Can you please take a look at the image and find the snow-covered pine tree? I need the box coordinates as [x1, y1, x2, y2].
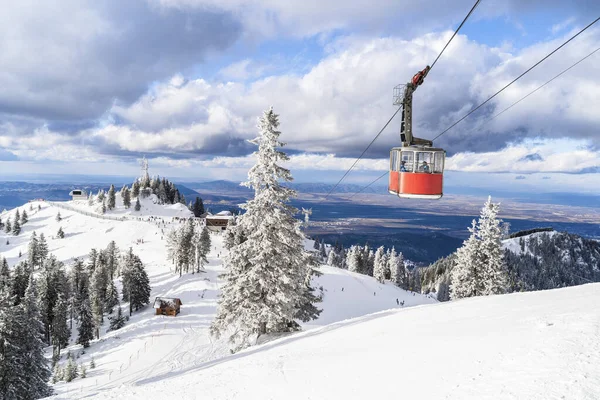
[388, 247, 401, 286]
[0, 258, 10, 291]
[12, 214, 21, 236]
[107, 185, 116, 210]
[313, 238, 320, 250]
[122, 249, 150, 313]
[64, 357, 78, 382]
[476, 196, 508, 295]
[10, 262, 31, 305]
[192, 197, 205, 217]
[373, 246, 386, 283]
[101, 199, 106, 214]
[211, 107, 317, 351]
[38, 233, 48, 264]
[51, 294, 70, 358]
[108, 301, 126, 331]
[104, 279, 119, 314]
[21, 209, 28, 225]
[0, 286, 28, 397]
[194, 225, 211, 273]
[346, 246, 361, 273]
[134, 197, 141, 211]
[326, 247, 337, 267]
[96, 189, 105, 202]
[450, 220, 483, 300]
[55, 211, 62, 222]
[132, 181, 140, 198]
[28, 231, 39, 269]
[77, 297, 94, 348]
[123, 187, 131, 208]
[57, 226, 65, 239]
[88, 193, 95, 206]
[38, 256, 68, 343]
[19, 276, 53, 398]
[4, 218, 11, 234]
[105, 241, 119, 280]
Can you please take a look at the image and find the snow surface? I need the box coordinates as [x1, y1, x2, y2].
[0, 200, 434, 399]
[78, 283, 600, 400]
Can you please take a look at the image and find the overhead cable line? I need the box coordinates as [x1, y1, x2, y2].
[429, 0, 482, 72]
[431, 16, 600, 142]
[348, 45, 600, 199]
[324, 0, 482, 199]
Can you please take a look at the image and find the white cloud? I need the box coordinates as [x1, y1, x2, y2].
[446, 139, 600, 173]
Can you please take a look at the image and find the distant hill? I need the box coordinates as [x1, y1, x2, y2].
[187, 180, 377, 195]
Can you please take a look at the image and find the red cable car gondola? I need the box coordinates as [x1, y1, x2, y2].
[388, 66, 446, 199]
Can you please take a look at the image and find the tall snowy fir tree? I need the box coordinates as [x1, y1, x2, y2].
[122, 248, 150, 313]
[107, 185, 116, 210]
[51, 294, 70, 358]
[0, 258, 10, 291]
[194, 226, 211, 273]
[28, 231, 39, 268]
[477, 196, 508, 295]
[16, 276, 53, 399]
[450, 220, 483, 300]
[38, 233, 49, 266]
[123, 187, 131, 208]
[78, 297, 94, 348]
[373, 246, 387, 283]
[0, 285, 28, 398]
[211, 107, 320, 351]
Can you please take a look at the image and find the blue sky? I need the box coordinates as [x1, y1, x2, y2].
[0, 0, 599, 194]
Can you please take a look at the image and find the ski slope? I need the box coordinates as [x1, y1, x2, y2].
[0, 199, 436, 399]
[82, 283, 600, 400]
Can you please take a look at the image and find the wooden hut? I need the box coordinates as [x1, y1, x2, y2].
[153, 297, 182, 316]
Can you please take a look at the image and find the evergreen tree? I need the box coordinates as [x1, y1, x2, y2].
[38, 256, 68, 343]
[132, 181, 140, 198]
[129, 255, 151, 313]
[450, 220, 483, 300]
[477, 196, 508, 295]
[57, 226, 65, 239]
[373, 246, 387, 283]
[194, 226, 211, 273]
[88, 193, 95, 206]
[21, 209, 28, 225]
[107, 185, 116, 210]
[105, 241, 119, 279]
[0, 258, 9, 293]
[346, 246, 361, 273]
[192, 197, 205, 217]
[0, 287, 28, 398]
[64, 357, 78, 382]
[211, 107, 318, 351]
[51, 294, 70, 358]
[28, 231, 40, 269]
[12, 215, 21, 236]
[105, 279, 119, 314]
[313, 238, 320, 250]
[134, 197, 141, 212]
[96, 189, 105, 202]
[123, 187, 131, 208]
[319, 243, 327, 259]
[19, 276, 53, 398]
[4, 218, 11, 234]
[80, 364, 87, 378]
[52, 364, 63, 383]
[90, 357, 96, 369]
[108, 302, 126, 331]
[10, 261, 31, 305]
[38, 233, 49, 265]
[56, 211, 62, 222]
[77, 297, 94, 348]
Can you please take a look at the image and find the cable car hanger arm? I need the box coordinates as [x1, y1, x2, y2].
[397, 65, 433, 147]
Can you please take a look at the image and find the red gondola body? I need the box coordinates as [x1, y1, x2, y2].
[388, 147, 445, 199]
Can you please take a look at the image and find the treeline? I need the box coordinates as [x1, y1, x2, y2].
[0, 241, 150, 397]
[1, 203, 38, 237]
[508, 227, 554, 239]
[86, 176, 188, 214]
[166, 219, 211, 276]
[312, 239, 416, 290]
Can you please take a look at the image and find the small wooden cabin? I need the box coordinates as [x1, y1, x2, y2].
[153, 297, 182, 316]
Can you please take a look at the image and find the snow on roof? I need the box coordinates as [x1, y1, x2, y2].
[216, 210, 233, 216]
[153, 297, 182, 309]
[206, 214, 234, 220]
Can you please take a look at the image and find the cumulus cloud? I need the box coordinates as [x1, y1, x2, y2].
[445, 139, 600, 173]
[73, 26, 600, 159]
[0, 0, 241, 122]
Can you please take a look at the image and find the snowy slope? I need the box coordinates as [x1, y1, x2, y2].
[0, 200, 434, 399]
[85, 283, 600, 400]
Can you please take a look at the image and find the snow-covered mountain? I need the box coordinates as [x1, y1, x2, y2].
[420, 229, 600, 301]
[0, 198, 435, 399]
